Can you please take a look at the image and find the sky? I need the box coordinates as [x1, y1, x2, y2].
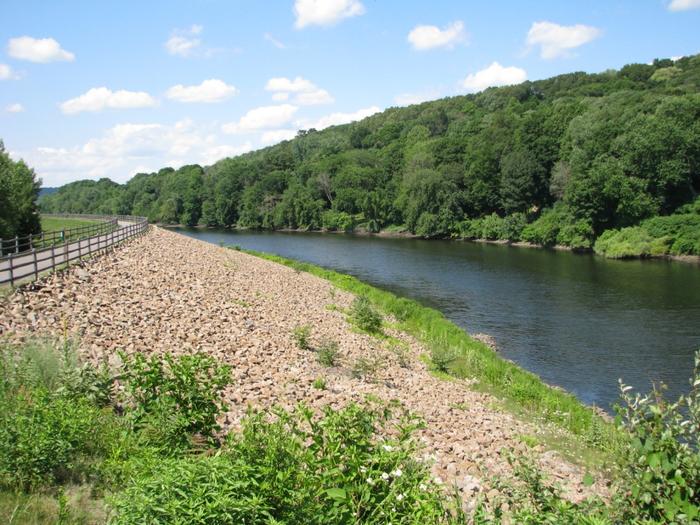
[1, 0, 699, 188]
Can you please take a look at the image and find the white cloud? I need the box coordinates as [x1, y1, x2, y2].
[526, 21, 601, 59]
[165, 36, 200, 57]
[222, 104, 299, 134]
[60, 87, 158, 114]
[0, 63, 19, 80]
[303, 106, 381, 130]
[265, 76, 334, 105]
[265, 76, 315, 92]
[294, 0, 365, 28]
[165, 25, 203, 57]
[461, 62, 527, 92]
[23, 119, 251, 186]
[264, 32, 286, 49]
[8, 36, 75, 63]
[261, 129, 297, 145]
[394, 89, 441, 106]
[407, 21, 466, 51]
[166, 79, 238, 103]
[5, 103, 24, 113]
[668, 0, 700, 10]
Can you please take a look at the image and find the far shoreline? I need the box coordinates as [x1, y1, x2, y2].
[161, 222, 700, 265]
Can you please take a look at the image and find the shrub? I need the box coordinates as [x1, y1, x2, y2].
[110, 403, 452, 524]
[312, 377, 327, 390]
[480, 213, 506, 240]
[614, 350, 700, 524]
[502, 213, 527, 241]
[120, 352, 232, 450]
[0, 341, 116, 489]
[292, 324, 312, 350]
[350, 296, 382, 333]
[594, 227, 653, 258]
[430, 346, 460, 374]
[350, 356, 382, 381]
[317, 339, 340, 367]
[321, 210, 355, 232]
[522, 209, 558, 246]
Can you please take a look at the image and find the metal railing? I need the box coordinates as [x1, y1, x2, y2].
[0, 215, 119, 257]
[0, 215, 149, 286]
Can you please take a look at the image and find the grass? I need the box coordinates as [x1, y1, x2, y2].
[40, 217, 101, 233]
[237, 247, 618, 452]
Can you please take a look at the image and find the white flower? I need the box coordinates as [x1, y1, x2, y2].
[392, 468, 403, 477]
[366, 477, 375, 486]
[381, 472, 390, 481]
[419, 483, 427, 491]
[382, 445, 393, 452]
[360, 466, 367, 473]
[434, 476, 443, 485]
[396, 493, 404, 501]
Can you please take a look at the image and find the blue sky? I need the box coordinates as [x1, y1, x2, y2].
[1, 0, 699, 187]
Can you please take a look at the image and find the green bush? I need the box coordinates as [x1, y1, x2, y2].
[321, 210, 355, 232]
[0, 342, 116, 489]
[120, 352, 232, 450]
[521, 207, 566, 246]
[317, 339, 340, 367]
[614, 350, 700, 524]
[502, 213, 527, 241]
[594, 227, 653, 258]
[350, 296, 383, 333]
[292, 324, 312, 350]
[110, 403, 453, 524]
[480, 213, 507, 240]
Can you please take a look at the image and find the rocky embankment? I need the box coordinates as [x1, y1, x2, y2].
[0, 226, 603, 502]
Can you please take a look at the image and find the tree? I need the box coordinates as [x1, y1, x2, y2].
[0, 141, 41, 242]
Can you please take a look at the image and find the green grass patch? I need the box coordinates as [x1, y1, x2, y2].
[40, 216, 101, 233]
[238, 247, 617, 450]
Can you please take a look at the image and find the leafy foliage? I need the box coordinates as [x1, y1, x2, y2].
[614, 351, 700, 523]
[0, 141, 41, 246]
[38, 54, 700, 255]
[350, 295, 383, 333]
[119, 352, 231, 450]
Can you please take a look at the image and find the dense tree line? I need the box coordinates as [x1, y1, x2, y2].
[41, 54, 700, 255]
[0, 140, 41, 242]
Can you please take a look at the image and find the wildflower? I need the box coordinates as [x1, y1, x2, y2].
[419, 483, 427, 491]
[396, 493, 404, 501]
[381, 472, 390, 481]
[367, 477, 375, 486]
[392, 468, 403, 477]
[382, 444, 393, 452]
[360, 466, 367, 473]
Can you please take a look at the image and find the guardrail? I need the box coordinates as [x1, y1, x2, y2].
[0, 215, 118, 257]
[0, 215, 149, 286]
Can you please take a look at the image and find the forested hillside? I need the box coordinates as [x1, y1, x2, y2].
[40, 54, 700, 256]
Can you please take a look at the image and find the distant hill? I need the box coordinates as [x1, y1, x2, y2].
[40, 54, 700, 256]
[39, 187, 59, 198]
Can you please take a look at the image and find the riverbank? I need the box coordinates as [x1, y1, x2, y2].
[0, 226, 608, 502]
[163, 223, 700, 265]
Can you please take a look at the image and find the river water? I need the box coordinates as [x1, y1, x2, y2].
[171, 227, 700, 410]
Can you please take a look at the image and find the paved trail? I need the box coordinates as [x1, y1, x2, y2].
[0, 226, 604, 502]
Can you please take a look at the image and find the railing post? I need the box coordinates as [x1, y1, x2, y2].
[14, 236, 18, 254]
[32, 248, 38, 281]
[8, 252, 14, 286]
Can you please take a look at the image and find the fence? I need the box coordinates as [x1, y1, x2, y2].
[0, 215, 119, 256]
[0, 215, 149, 286]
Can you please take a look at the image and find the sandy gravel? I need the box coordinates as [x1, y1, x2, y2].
[0, 226, 604, 502]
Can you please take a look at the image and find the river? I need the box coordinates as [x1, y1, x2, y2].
[171, 227, 700, 410]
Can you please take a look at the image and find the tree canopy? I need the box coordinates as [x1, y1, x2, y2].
[39, 54, 700, 255]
